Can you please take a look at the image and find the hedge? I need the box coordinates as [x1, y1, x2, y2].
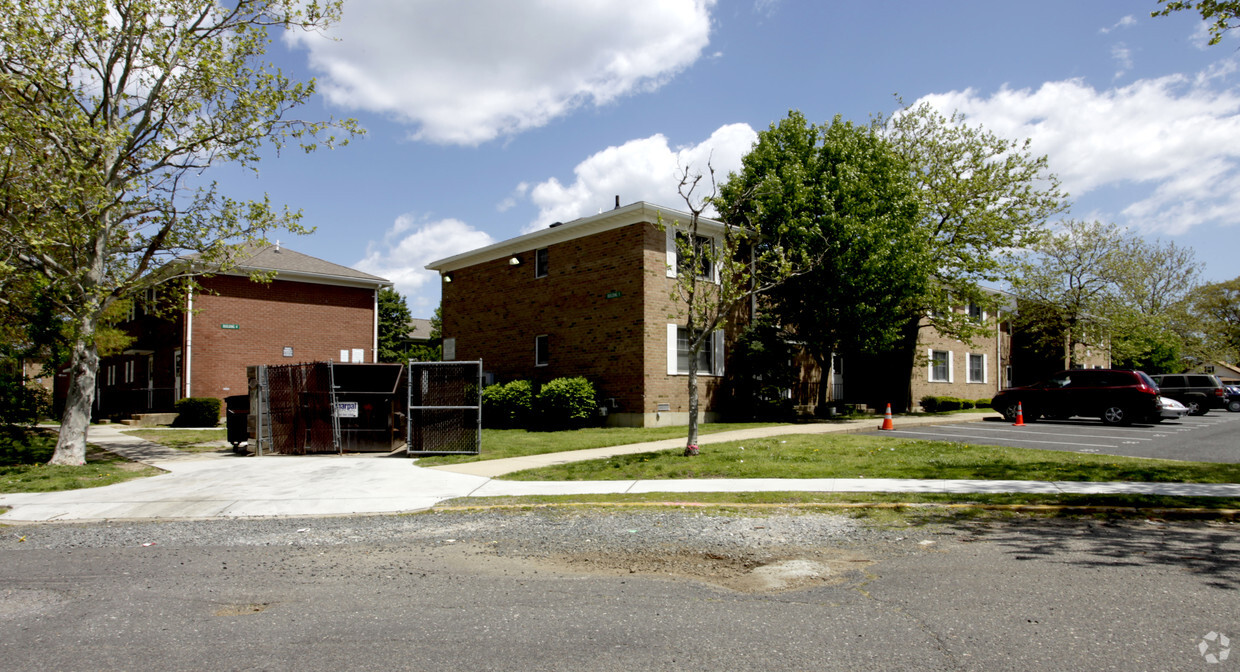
[535, 376, 598, 429]
[919, 395, 982, 413]
[173, 397, 222, 427]
[481, 379, 533, 429]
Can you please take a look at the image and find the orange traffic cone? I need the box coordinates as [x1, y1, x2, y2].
[879, 403, 895, 431]
[1012, 401, 1026, 426]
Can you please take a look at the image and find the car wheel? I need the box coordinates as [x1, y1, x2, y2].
[1229, 399, 1240, 413]
[1101, 405, 1132, 426]
[1186, 398, 1206, 416]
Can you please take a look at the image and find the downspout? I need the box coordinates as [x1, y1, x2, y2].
[184, 287, 193, 397]
[995, 309, 1001, 394]
[372, 287, 380, 363]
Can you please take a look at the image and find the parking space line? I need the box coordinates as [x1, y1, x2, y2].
[885, 429, 1118, 448]
[932, 424, 1155, 441]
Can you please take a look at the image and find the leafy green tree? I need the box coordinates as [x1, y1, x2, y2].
[716, 112, 930, 411]
[377, 288, 413, 363]
[877, 102, 1068, 408]
[1191, 277, 1240, 362]
[1152, 1, 1240, 44]
[0, 0, 359, 464]
[1010, 221, 1203, 373]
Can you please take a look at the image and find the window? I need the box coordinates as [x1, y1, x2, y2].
[967, 353, 987, 383]
[535, 334, 549, 367]
[442, 338, 456, 361]
[667, 325, 724, 376]
[123, 360, 135, 384]
[967, 302, 985, 322]
[535, 248, 549, 278]
[666, 228, 716, 281]
[928, 350, 952, 383]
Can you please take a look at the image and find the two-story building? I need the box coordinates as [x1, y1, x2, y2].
[85, 244, 391, 422]
[427, 201, 730, 427]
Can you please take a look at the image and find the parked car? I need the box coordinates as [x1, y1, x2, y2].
[1148, 373, 1228, 416]
[991, 369, 1161, 426]
[1227, 385, 1240, 413]
[1155, 396, 1189, 422]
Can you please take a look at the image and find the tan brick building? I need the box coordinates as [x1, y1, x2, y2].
[427, 202, 730, 427]
[87, 245, 391, 421]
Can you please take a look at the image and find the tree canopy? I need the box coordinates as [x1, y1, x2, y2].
[0, 0, 359, 464]
[1153, 1, 1240, 44]
[715, 112, 930, 407]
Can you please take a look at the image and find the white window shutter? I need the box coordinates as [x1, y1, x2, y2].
[982, 353, 989, 384]
[947, 351, 955, 383]
[665, 228, 677, 278]
[712, 329, 726, 376]
[927, 348, 934, 381]
[667, 324, 678, 375]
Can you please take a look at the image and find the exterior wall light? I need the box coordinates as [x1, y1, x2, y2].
[443, 273, 453, 283]
[509, 256, 522, 265]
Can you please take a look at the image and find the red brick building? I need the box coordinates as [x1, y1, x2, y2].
[427, 202, 729, 427]
[90, 244, 391, 421]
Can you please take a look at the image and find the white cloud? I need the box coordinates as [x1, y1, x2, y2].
[287, 0, 716, 146]
[1099, 15, 1137, 34]
[356, 215, 495, 311]
[1111, 43, 1133, 78]
[915, 64, 1240, 236]
[522, 123, 758, 231]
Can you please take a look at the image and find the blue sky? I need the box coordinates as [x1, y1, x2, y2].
[213, 1, 1240, 316]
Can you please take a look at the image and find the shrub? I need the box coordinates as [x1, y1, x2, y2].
[0, 368, 51, 426]
[975, 398, 992, 409]
[920, 395, 976, 413]
[535, 376, 598, 429]
[173, 397, 222, 427]
[919, 395, 940, 413]
[481, 380, 533, 429]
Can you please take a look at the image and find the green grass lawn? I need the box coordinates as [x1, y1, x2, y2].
[498, 433, 1240, 484]
[413, 422, 782, 466]
[1, 426, 161, 494]
[122, 428, 228, 452]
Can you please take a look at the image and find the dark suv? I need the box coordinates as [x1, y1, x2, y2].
[991, 369, 1161, 426]
[1149, 373, 1227, 415]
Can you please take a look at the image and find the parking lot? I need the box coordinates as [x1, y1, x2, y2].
[864, 411, 1240, 463]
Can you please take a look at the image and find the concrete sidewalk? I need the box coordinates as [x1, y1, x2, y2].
[2, 416, 1238, 523]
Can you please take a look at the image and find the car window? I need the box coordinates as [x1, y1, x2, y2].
[1068, 371, 1101, 387]
[1160, 375, 1186, 388]
[1138, 371, 1158, 389]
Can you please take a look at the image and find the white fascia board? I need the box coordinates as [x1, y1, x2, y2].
[425, 201, 727, 273]
[219, 269, 392, 289]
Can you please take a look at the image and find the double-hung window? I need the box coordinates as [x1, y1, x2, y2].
[667, 325, 724, 376]
[535, 334, 549, 367]
[666, 229, 716, 282]
[967, 353, 987, 383]
[535, 248, 549, 278]
[929, 350, 953, 383]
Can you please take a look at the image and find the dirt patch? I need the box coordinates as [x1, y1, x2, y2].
[213, 602, 273, 617]
[537, 548, 873, 593]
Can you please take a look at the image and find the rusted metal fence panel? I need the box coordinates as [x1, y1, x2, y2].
[406, 361, 481, 455]
[251, 362, 338, 455]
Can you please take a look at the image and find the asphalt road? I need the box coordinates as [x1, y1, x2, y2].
[863, 411, 1240, 463]
[1, 513, 1237, 671]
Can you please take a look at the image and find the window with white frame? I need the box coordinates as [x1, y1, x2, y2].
[928, 349, 953, 383]
[535, 247, 549, 278]
[666, 228, 716, 282]
[967, 302, 985, 322]
[967, 353, 987, 383]
[535, 334, 549, 367]
[667, 325, 724, 376]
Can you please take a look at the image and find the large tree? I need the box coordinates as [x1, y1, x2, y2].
[1191, 277, 1240, 362]
[1010, 221, 1203, 373]
[715, 112, 930, 410]
[877, 102, 1068, 408]
[377, 288, 414, 363]
[0, 0, 359, 464]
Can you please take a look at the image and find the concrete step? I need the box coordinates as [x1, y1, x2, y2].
[119, 412, 180, 427]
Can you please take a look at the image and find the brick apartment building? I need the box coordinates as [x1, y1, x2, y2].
[86, 244, 391, 421]
[427, 201, 730, 427]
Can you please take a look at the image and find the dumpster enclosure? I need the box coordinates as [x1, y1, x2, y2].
[246, 360, 480, 456]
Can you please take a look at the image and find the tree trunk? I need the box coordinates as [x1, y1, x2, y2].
[685, 346, 700, 456]
[50, 330, 99, 465]
[893, 318, 922, 413]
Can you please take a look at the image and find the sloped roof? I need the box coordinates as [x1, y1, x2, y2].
[228, 244, 390, 288]
[426, 201, 725, 273]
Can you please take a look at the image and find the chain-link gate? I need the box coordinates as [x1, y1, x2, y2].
[406, 360, 482, 455]
[250, 362, 340, 455]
